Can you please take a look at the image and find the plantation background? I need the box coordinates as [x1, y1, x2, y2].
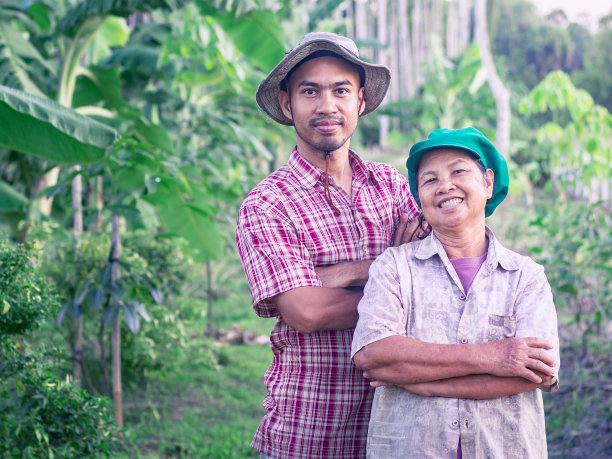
[1, 0, 611, 458]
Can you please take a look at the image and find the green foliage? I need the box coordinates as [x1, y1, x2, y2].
[0, 84, 118, 163]
[379, 42, 496, 146]
[528, 200, 612, 341]
[490, 0, 584, 90]
[0, 240, 56, 335]
[42, 229, 193, 390]
[520, 70, 612, 193]
[0, 241, 119, 458]
[0, 348, 119, 458]
[573, 28, 612, 112]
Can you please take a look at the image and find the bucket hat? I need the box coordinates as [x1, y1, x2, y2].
[406, 127, 509, 217]
[256, 32, 391, 126]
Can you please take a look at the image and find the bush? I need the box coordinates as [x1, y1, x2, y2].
[0, 348, 119, 458]
[0, 240, 119, 458]
[528, 200, 612, 342]
[41, 230, 193, 392]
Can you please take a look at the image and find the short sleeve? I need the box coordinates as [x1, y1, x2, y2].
[391, 167, 420, 220]
[514, 262, 561, 392]
[236, 202, 321, 318]
[351, 248, 410, 358]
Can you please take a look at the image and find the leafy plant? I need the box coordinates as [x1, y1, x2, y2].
[0, 240, 119, 457]
[528, 200, 612, 344]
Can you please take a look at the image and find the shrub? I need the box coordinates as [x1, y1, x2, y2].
[0, 240, 119, 458]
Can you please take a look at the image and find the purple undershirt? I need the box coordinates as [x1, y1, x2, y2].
[449, 253, 487, 459]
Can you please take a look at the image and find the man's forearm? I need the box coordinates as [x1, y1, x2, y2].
[354, 335, 556, 384]
[274, 286, 363, 334]
[315, 261, 372, 288]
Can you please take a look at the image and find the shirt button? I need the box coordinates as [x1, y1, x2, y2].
[460, 338, 468, 344]
[452, 420, 459, 427]
[459, 294, 466, 300]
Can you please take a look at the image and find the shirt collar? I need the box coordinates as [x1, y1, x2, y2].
[287, 147, 378, 189]
[414, 226, 519, 272]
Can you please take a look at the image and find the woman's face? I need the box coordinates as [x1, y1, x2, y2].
[417, 149, 494, 232]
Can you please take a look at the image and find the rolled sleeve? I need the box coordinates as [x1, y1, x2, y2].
[236, 203, 321, 318]
[351, 248, 410, 358]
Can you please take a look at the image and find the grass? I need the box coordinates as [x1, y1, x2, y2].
[112, 267, 275, 459]
[117, 342, 270, 459]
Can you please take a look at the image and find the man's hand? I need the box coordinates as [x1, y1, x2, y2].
[393, 213, 430, 246]
[481, 337, 557, 383]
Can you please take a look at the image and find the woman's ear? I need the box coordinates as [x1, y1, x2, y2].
[485, 169, 494, 199]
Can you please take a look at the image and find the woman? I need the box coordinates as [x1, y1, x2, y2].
[351, 127, 560, 458]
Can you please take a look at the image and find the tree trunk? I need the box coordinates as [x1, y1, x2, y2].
[474, 0, 510, 156]
[377, 0, 389, 150]
[398, 0, 415, 100]
[412, 0, 425, 86]
[72, 165, 83, 385]
[111, 214, 123, 429]
[205, 261, 215, 337]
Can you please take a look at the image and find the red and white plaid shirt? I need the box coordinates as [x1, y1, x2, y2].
[236, 147, 419, 458]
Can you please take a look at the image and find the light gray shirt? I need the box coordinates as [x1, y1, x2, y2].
[351, 227, 560, 459]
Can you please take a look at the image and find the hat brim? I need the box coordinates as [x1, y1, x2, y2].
[406, 129, 509, 217]
[256, 38, 391, 126]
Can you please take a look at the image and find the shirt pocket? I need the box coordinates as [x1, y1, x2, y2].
[487, 314, 517, 341]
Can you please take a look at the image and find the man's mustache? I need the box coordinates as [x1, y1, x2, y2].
[310, 116, 345, 127]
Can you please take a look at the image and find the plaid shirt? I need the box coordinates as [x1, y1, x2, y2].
[236, 147, 419, 458]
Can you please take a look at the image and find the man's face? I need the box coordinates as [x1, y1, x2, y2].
[278, 56, 365, 156]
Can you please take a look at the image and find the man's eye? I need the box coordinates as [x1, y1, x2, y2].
[303, 88, 316, 95]
[336, 88, 348, 94]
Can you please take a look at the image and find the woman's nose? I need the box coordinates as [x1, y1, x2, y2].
[436, 176, 456, 193]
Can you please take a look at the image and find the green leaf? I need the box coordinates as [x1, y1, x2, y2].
[0, 85, 119, 163]
[123, 301, 140, 333]
[586, 137, 598, 153]
[0, 180, 28, 212]
[101, 45, 160, 75]
[205, 9, 285, 72]
[103, 300, 120, 326]
[149, 183, 223, 261]
[132, 118, 175, 155]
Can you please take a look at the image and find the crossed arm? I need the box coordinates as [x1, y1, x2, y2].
[274, 213, 421, 333]
[275, 213, 556, 399]
[354, 335, 557, 399]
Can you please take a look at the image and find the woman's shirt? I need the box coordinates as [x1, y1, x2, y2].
[351, 228, 560, 459]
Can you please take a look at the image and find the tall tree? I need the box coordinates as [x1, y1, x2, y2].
[475, 0, 510, 155]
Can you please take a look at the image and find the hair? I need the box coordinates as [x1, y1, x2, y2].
[280, 50, 366, 91]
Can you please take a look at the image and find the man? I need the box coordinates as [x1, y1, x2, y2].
[236, 32, 421, 458]
[236, 33, 555, 458]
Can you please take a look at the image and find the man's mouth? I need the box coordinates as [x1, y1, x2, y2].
[439, 198, 463, 208]
[311, 117, 343, 132]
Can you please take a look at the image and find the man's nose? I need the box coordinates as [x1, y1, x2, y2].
[317, 90, 337, 114]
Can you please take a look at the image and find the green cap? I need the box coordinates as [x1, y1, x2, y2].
[406, 127, 509, 217]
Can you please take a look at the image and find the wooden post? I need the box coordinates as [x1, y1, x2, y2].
[111, 214, 123, 428]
